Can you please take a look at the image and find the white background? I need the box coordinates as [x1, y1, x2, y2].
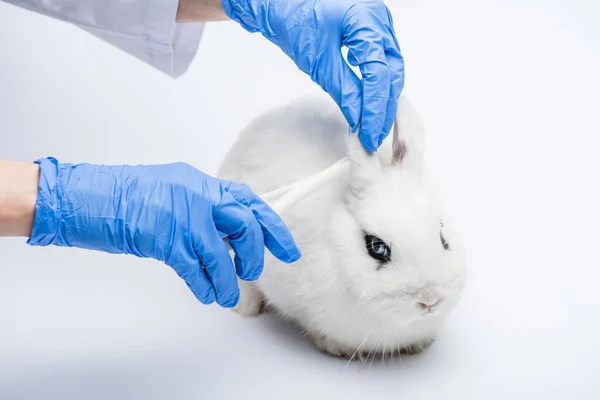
[1, 0, 600, 399]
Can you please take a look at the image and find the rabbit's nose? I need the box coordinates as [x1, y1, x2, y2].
[418, 299, 440, 310]
[416, 291, 441, 312]
[414, 286, 441, 312]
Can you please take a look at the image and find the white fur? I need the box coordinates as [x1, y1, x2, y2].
[218, 94, 467, 359]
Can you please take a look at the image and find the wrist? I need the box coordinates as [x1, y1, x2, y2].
[176, 0, 229, 22]
[0, 160, 39, 237]
[26, 158, 65, 246]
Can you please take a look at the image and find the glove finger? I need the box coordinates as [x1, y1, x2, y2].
[212, 192, 265, 281]
[343, 4, 403, 151]
[380, 49, 405, 145]
[359, 59, 391, 152]
[314, 40, 363, 133]
[183, 261, 218, 305]
[224, 181, 301, 264]
[167, 252, 216, 305]
[344, 32, 391, 151]
[194, 219, 240, 308]
[385, 5, 402, 50]
[347, 51, 360, 68]
[339, 54, 364, 133]
[380, 8, 405, 145]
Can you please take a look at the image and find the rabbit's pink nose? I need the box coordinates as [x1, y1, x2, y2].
[418, 299, 440, 312]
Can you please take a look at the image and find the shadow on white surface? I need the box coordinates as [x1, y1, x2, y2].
[0, 307, 458, 400]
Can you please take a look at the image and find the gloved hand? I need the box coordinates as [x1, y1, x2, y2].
[222, 0, 404, 152]
[27, 157, 301, 308]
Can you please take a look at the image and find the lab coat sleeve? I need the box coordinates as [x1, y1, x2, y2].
[2, 0, 204, 78]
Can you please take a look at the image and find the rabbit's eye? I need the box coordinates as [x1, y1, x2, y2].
[364, 234, 391, 264]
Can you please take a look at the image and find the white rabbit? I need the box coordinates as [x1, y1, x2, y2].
[217, 94, 466, 360]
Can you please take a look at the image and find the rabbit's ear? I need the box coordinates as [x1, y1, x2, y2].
[391, 121, 407, 165]
[346, 128, 383, 198]
[390, 97, 425, 175]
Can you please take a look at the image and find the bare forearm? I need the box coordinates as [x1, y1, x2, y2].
[176, 0, 229, 22]
[0, 160, 39, 237]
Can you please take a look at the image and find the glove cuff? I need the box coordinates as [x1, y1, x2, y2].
[221, 0, 262, 34]
[26, 158, 131, 256]
[27, 157, 63, 247]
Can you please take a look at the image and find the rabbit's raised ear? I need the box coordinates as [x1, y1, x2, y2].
[391, 121, 407, 165]
[389, 97, 425, 176]
[346, 128, 383, 198]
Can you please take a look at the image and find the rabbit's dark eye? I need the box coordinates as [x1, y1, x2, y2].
[364, 234, 391, 264]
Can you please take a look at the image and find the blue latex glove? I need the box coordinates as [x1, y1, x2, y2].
[27, 157, 301, 308]
[222, 0, 404, 152]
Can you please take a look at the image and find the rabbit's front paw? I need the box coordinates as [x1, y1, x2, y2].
[400, 338, 435, 355]
[232, 280, 265, 317]
[310, 334, 361, 360]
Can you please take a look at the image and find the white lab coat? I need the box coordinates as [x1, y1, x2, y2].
[2, 0, 205, 78]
